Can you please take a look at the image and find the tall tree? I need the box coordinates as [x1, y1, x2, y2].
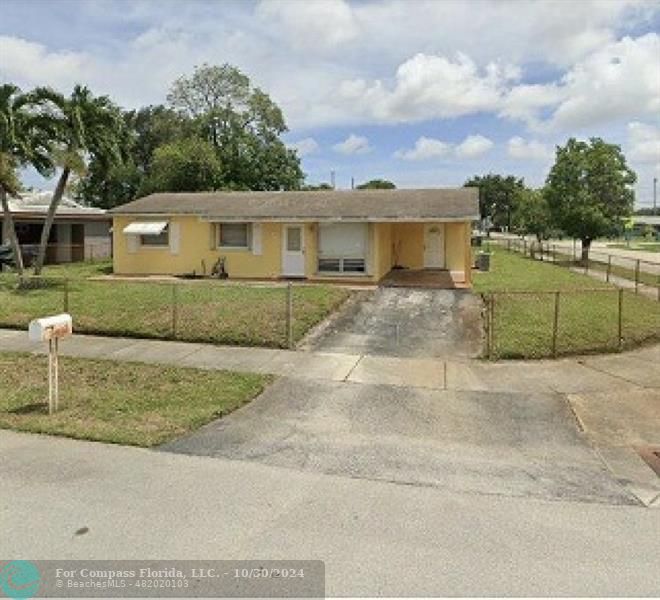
[464, 174, 526, 228]
[0, 84, 56, 275]
[32, 85, 124, 275]
[167, 63, 302, 190]
[141, 137, 222, 193]
[356, 179, 396, 190]
[511, 188, 553, 242]
[544, 138, 636, 261]
[75, 105, 193, 207]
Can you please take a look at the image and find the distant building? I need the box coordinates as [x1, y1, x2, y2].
[0, 191, 112, 264]
[631, 215, 660, 237]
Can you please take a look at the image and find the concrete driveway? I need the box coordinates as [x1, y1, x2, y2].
[303, 287, 482, 358]
[162, 377, 635, 506]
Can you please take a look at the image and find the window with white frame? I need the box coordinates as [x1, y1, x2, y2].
[317, 223, 368, 273]
[217, 223, 251, 249]
[140, 227, 169, 246]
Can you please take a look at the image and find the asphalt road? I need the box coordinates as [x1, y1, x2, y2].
[1, 430, 658, 597]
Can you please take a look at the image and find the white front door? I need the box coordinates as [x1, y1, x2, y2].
[282, 224, 305, 277]
[423, 224, 445, 268]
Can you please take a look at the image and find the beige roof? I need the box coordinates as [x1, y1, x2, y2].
[110, 188, 479, 222]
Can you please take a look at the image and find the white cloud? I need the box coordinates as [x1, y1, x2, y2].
[455, 134, 494, 159]
[544, 33, 660, 131]
[394, 136, 451, 160]
[288, 137, 320, 157]
[333, 134, 371, 155]
[0, 35, 89, 89]
[338, 52, 519, 123]
[627, 122, 660, 164]
[507, 137, 553, 161]
[256, 0, 359, 52]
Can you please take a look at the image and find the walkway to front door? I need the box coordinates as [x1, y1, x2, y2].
[303, 287, 482, 358]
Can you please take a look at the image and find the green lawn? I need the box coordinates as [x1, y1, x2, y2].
[474, 250, 660, 359]
[0, 352, 270, 446]
[0, 268, 350, 348]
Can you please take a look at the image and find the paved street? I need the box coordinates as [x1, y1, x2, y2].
[1, 430, 659, 597]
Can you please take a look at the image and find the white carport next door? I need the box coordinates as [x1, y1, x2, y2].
[282, 224, 305, 277]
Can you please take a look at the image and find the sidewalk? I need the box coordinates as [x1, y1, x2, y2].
[1, 327, 658, 394]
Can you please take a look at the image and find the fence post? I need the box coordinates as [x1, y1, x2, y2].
[63, 278, 69, 312]
[171, 284, 178, 339]
[606, 255, 612, 282]
[489, 294, 496, 360]
[523, 239, 527, 256]
[634, 259, 640, 294]
[617, 288, 623, 351]
[552, 291, 560, 358]
[286, 282, 294, 349]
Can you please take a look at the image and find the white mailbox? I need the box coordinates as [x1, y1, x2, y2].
[29, 313, 73, 342]
[28, 313, 72, 414]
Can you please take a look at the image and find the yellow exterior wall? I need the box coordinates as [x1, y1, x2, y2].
[113, 215, 472, 286]
[113, 216, 282, 277]
[392, 223, 424, 269]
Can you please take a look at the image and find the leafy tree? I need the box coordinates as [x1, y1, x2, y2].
[75, 105, 191, 207]
[167, 63, 302, 190]
[464, 174, 525, 228]
[511, 188, 553, 242]
[141, 137, 222, 193]
[0, 84, 57, 275]
[544, 138, 636, 261]
[32, 85, 124, 275]
[356, 179, 396, 190]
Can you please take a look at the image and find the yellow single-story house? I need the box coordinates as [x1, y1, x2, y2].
[110, 188, 479, 286]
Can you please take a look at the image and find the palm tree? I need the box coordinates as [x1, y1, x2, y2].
[0, 84, 56, 275]
[32, 85, 123, 275]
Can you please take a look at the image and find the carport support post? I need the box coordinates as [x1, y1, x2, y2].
[552, 291, 560, 358]
[618, 288, 623, 351]
[286, 282, 294, 349]
[171, 284, 178, 339]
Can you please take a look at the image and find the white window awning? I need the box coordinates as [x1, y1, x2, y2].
[123, 221, 168, 235]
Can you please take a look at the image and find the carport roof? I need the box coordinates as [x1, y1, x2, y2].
[110, 188, 479, 222]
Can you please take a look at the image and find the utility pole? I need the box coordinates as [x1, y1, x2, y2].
[654, 176, 657, 214]
[351, 176, 354, 190]
[330, 170, 336, 190]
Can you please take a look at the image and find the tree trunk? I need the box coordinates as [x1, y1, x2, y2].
[32, 166, 70, 275]
[580, 238, 591, 265]
[0, 184, 25, 276]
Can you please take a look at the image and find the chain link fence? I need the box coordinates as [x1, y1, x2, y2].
[483, 288, 660, 359]
[488, 237, 660, 301]
[0, 276, 350, 349]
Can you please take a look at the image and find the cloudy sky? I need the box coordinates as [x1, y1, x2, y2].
[1, 0, 659, 206]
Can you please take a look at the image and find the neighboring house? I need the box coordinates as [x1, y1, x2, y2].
[110, 188, 478, 285]
[0, 191, 112, 264]
[631, 215, 660, 238]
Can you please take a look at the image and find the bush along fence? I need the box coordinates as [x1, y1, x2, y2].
[0, 276, 350, 350]
[482, 287, 660, 360]
[488, 237, 660, 301]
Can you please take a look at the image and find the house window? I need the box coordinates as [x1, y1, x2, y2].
[218, 223, 251, 249]
[318, 223, 368, 274]
[140, 227, 169, 246]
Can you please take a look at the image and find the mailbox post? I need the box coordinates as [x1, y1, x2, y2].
[28, 314, 72, 414]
